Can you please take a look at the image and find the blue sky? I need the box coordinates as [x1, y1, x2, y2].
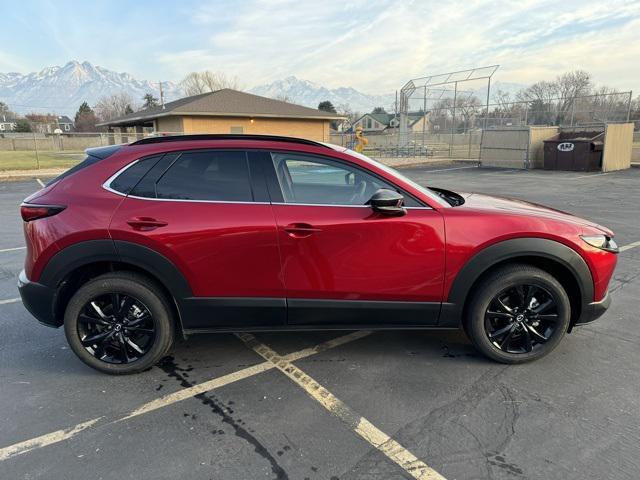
[1, 0, 639, 93]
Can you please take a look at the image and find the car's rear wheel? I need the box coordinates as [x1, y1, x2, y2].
[464, 264, 571, 363]
[64, 272, 174, 374]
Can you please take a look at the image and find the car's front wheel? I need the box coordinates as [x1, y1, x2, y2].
[464, 264, 571, 363]
[64, 272, 174, 374]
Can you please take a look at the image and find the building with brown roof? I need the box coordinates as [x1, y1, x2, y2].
[97, 89, 343, 142]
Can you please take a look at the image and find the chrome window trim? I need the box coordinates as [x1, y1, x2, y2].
[271, 202, 432, 210]
[102, 155, 432, 209]
[102, 157, 269, 205]
[123, 194, 270, 205]
[102, 159, 141, 197]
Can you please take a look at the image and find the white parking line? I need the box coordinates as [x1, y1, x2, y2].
[0, 330, 370, 462]
[36, 178, 45, 188]
[423, 165, 478, 173]
[570, 171, 616, 180]
[0, 297, 20, 305]
[0, 418, 101, 462]
[238, 333, 447, 480]
[620, 240, 640, 252]
[0, 246, 26, 253]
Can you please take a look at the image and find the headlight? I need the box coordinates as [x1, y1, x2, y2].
[580, 234, 619, 253]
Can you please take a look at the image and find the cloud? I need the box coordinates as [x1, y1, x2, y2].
[154, 0, 640, 94]
[4, 0, 639, 95]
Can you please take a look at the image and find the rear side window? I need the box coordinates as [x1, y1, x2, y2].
[109, 155, 163, 194]
[155, 151, 252, 201]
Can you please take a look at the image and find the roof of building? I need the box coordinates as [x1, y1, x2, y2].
[97, 89, 344, 127]
[57, 115, 74, 124]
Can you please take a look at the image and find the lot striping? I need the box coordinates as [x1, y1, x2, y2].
[620, 240, 640, 252]
[35, 178, 45, 188]
[238, 332, 447, 480]
[0, 331, 371, 463]
[0, 246, 25, 253]
[0, 418, 102, 462]
[0, 298, 20, 305]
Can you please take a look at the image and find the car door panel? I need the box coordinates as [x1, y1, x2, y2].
[108, 149, 285, 329]
[272, 204, 446, 325]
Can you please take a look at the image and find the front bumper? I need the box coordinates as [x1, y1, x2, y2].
[18, 269, 60, 328]
[574, 290, 611, 326]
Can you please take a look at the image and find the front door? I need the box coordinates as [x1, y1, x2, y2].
[267, 152, 446, 326]
[109, 149, 285, 329]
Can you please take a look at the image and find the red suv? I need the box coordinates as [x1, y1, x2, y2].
[18, 135, 618, 374]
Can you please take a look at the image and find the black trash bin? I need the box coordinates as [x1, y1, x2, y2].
[543, 131, 604, 171]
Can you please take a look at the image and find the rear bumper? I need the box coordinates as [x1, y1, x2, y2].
[574, 290, 611, 326]
[18, 269, 60, 328]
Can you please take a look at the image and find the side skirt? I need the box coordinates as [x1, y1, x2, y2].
[288, 298, 442, 326]
[183, 325, 459, 335]
[177, 297, 445, 331]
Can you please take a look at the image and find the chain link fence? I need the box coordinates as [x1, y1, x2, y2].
[0, 131, 160, 172]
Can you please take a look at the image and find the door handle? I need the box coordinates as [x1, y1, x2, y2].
[284, 223, 321, 238]
[126, 217, 168, 231]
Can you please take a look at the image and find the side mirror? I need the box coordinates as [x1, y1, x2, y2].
[367, 189, 407, 216]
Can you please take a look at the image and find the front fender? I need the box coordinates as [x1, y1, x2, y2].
[439, 237, 593, 327]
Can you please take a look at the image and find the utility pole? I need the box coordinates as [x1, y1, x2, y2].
[159, 81, 165, 109]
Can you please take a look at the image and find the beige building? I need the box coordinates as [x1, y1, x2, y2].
[97, 89, 342, 142]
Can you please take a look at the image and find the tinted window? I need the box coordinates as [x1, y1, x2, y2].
[271, 153, 418, 206]
[110, 155, 163, 194]
[155, 151, 253, 201]
[129, 153, 180, 198]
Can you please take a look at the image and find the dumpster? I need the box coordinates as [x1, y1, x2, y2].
[543, 131, 604, 171]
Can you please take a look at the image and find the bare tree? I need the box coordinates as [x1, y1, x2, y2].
[180, 71, 241, 96]
[275, 94, 292, 103]
[94, 93, 137, 121]
[516, 70, 592, 124]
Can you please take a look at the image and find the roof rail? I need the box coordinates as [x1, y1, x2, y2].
[130, 134, 330, 148]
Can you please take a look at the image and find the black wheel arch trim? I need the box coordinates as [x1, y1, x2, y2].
[35, 239, 192, 333]
[440, 237, 594, 328]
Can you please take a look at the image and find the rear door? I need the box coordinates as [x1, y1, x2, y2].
[108, 149, 285, 330]
[266, 151, 446, 326]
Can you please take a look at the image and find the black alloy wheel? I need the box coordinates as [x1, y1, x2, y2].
[78, 293, 155, 364]
[64, 272, 174, 374]
[484, 284, 560, 354]
[464, 264, 571, 364]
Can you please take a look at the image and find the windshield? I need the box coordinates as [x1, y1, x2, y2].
[323, 144, 451, 207]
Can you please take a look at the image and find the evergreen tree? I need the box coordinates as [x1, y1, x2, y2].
[14, 118, 32, 132]
[142, 93, 159, 109]
[318, 101, 337, 113]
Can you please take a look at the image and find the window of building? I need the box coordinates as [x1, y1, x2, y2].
[230, 126, 244, 134]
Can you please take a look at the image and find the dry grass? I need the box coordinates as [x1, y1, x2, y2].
[0, 151, 83, 171]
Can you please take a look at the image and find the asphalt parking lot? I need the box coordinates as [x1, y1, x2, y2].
[1, 165, 640, 480]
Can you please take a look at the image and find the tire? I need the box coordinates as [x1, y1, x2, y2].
[64, 272, 175, 374]
[464, 264, 571, 364]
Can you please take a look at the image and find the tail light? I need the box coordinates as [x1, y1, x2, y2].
[20, 203, 66, 222]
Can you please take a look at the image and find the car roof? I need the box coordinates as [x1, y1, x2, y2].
[130, 134, 332, 150]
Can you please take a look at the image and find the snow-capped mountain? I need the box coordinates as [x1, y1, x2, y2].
[249, 76, 396, 114]
[0, 61, 527, 118]
[0, 61, 181, 116]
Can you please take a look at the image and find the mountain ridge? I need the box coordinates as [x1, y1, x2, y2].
[0, 61, 526, 117]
